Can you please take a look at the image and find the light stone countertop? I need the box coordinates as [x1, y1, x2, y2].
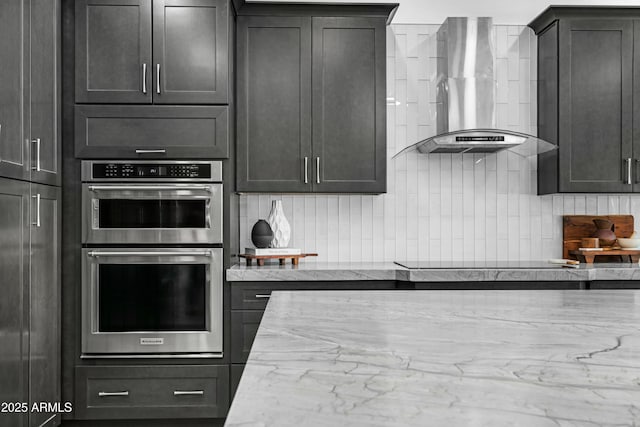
[225, 290, 640, 427]
[226, 261, 640, 282]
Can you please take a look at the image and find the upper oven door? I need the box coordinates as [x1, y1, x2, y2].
[82, 183, 223, 244]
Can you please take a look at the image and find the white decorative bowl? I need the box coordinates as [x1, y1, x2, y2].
[617, 238, 640, 249]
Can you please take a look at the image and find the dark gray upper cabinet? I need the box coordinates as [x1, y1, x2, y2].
[312, 17, 386, 193]
[153, 0, 228, 104]
[75, 0, 153, 104]
[530, 8, 640, 194]
[30, 0, 62, 186]
[236, 6, 392, 194]
[236, 16, 312, 192]
[0, 0, 29, 182]
[0, 0, 61, 186]
[76, 0, 228, 105]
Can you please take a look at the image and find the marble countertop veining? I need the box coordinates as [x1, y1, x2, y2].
[226, 261, 640, 282]
[225, 290, 640, 427]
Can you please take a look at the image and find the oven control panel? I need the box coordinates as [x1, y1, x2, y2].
[83, 161, 222, 182]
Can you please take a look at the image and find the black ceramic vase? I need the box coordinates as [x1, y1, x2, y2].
[251, 219, 273, 248]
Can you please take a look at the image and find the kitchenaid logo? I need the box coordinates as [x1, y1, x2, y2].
[140, 338, 164, 345]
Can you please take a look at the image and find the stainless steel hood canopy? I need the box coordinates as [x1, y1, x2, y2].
[394, 17, 555, 158]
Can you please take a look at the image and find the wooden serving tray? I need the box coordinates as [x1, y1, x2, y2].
[239, 253, 318, 266]
[563, 215, 634, 259]
[570, 249, 640, 264]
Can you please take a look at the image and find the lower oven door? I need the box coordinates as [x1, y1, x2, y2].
[82, 248, 223, 356]
[82, 183, 223, 244]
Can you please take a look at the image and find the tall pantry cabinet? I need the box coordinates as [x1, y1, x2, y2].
[0, 0, 62, 426]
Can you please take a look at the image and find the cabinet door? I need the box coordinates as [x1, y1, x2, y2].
[312, 17, 386, 193]
[634, 21, 640, 191]
[75, 0, 152, 103]
[30, 0, 61, 186]
[236, 16, 312, 192]
[152, 0, 228, 104]
[558, 19, 633, 192]
[0, 178, 30, 427]
[0, 0, 29, 181]
[29, 184, 60, 427]
[75, 105, 228, 158]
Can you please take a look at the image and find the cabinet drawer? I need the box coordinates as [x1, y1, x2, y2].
[231, 311, 265, 363]
[75, 365, 229, 419]
[74, 105, 228, 159]
[230, 281, 396, 310]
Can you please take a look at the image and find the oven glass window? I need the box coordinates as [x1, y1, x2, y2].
[98, 264, 207, 332]
[98, 200, 206, 228]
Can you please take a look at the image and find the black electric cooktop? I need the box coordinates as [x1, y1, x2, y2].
[394, 261, 562, 269]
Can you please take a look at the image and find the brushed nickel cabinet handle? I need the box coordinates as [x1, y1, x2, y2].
[627, 158, 632, 185]
[255, 294, 271, 299]
[135, 149, 166, 154]
[156, 64, 161, 94]
[304, 157, 308, 184]
[142, 63, 147, 94]
[98, 391, 129, 397]
[173, 390, 204, 396]
[31, 138, 41, 171]
[32, 194, 40, 227]
[316, 157, 320, 184]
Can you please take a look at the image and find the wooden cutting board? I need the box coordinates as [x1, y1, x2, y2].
[562, 215, 634, 259]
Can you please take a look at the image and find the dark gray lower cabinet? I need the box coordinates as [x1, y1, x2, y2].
[74, 105, 229, 159]
[231, 311, 265, 364]
[0, 178, 61, 427]
[74, 365, 229, 420]
[411, 281, 585, 290]
[230, 365, 245, 400]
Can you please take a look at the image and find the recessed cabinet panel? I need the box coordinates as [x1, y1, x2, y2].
[0, 0, 29, 181]
[75, 0, 152, 103]
[0, 178, 29, 427]
[75, 105, 229, 158]
[30, 0, 61, 186]
[312, 17, 386, 193]
[153, 0, 228, 104]
[237, 16, 312, 192]
[559, 20, 633, 192]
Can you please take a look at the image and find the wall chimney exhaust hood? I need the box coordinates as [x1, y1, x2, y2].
[394, 17, 556, 158]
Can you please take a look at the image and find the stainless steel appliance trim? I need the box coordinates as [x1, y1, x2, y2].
[32, 193, 41, 227]
[135, 149, 166, 154]
[82, 182, 223, 245]
[81, 353, 224, 359]
[31, 138, 41, 171]
[316, 157, 320, 184]
[142, 63, 147, 94]
[98, 391, 129, 397]
[81, 247, 223, 355]
[173, 390, 204, 396]
[156, 64, 161, 94]
[88, 185, 212, 192]
[88, 250, 212, 257]
[81, 160, 223, 182]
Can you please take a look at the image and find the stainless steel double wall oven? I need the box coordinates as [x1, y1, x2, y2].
[81, 161, 223, 357]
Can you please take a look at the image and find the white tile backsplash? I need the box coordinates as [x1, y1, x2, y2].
[238, 24, 640, 262]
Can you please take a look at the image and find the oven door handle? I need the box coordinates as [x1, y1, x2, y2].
[87, 250, 213, 257]
[88, 185, 212, 192]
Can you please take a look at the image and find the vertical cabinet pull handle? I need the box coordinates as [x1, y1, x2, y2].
[156, 64, 161, 94]
[304, 157, 308, 184]
[142, 63, 147, 94]
[31, 138, 41, 171]
[32, 194, 41, 228]
[316, 157, 320, 184]
[627, 158, 632, 185]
